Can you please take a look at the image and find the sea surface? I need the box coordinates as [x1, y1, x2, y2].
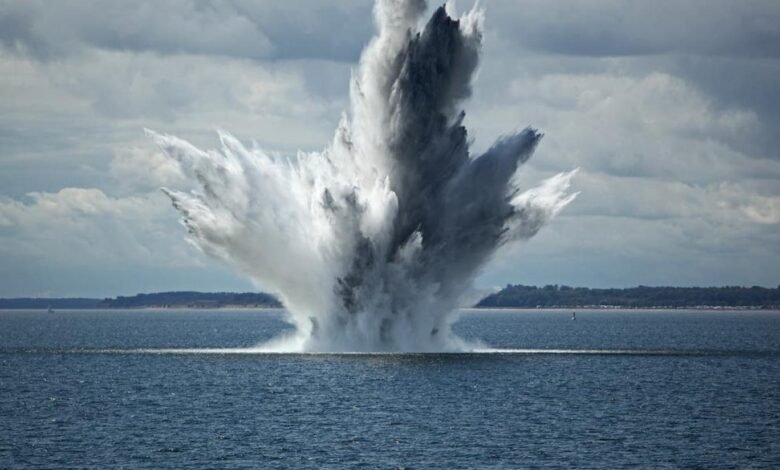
[1, 308, 779, 469]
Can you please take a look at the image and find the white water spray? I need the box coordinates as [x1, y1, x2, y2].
[149, 0, 578, 352]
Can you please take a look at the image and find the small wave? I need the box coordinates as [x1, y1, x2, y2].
[6, 347, 779, 357]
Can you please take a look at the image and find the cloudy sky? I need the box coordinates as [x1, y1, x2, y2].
[1, 0, 779, 297]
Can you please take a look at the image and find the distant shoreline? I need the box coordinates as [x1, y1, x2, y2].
[2, 306, 778, 311]
[2, 285, 778, 310]
[465, 306, 780, 311]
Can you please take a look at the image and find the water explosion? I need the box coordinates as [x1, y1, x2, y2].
[149, 0, 578, 352]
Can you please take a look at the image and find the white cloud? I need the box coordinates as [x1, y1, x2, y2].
[564, 173, 780, 225]
[493, 71, 767, 180]
[44, 50, 312, 119]
[0, 187, 191, 267]
[718, 183, 780, 225]
[109, 147, 185, 192]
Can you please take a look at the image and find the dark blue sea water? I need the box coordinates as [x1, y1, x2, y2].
[2, 309, 779, 469]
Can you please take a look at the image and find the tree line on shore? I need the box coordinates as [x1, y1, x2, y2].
[2, 285, 779, 309]
[476, 284, 780, 308]
[0, 291, 281, 309]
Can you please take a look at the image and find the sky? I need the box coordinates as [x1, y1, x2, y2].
[0, 0, 779, 297]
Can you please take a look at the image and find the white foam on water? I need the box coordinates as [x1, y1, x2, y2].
[69, 348, 709, 357]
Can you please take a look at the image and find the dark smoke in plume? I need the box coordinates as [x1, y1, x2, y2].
[149, 1, 578, 351]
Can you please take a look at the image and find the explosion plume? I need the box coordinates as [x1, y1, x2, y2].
[149, 0, 578, 351]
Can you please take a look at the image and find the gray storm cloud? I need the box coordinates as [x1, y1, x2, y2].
[149, 0, 577, 351]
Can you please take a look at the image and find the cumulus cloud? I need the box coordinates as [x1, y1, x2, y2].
[500, 71, 769, 180]
[0, 185, 259, 297]
[565, 173, 780, 225]
[717, 183, 780, 225]
[482, 211, 780, 289]
[110, 147, 185, 192]
[48, 50, 324, 120]
[0, 188, 175, 264]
